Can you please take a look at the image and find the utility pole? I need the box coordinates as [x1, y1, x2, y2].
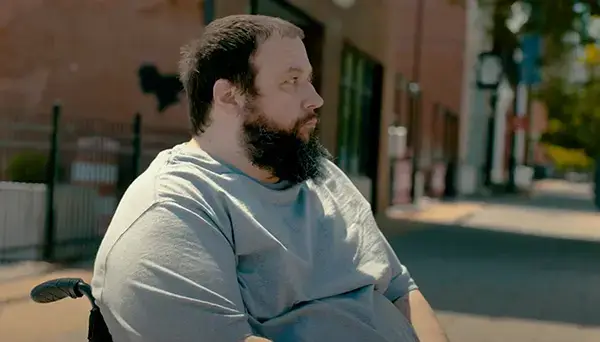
[506, 50, 522, 193]
[410, 0, 425, 204]
[484, 91, 498, 187]
[507, 0, 542, 192]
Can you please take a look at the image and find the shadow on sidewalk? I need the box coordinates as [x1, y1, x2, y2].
[519, 194, 598, 214]
[385, 219, 600, 327]
[462, 180, 598, 215]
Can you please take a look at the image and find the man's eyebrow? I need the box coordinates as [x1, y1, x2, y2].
[287, 66, 313, 80]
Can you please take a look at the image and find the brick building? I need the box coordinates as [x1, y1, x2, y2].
[0, 0, 467, 213]
[390, 0, 467, 203]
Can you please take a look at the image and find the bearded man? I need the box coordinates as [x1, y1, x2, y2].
[91, 14, 448, 342]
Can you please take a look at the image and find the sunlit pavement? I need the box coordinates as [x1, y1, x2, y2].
[1, 180, 599, 341]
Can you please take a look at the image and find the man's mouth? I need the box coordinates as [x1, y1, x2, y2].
[303, 117, 318, 129]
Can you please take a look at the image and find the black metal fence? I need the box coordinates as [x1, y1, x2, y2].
[0, 104, 188, 263]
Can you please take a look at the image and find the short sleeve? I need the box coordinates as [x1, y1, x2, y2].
[378, 231, 419, 303]
[321, 159, 419, 303]
[95, 200, 253, 342]
[383, 259, 419, 303]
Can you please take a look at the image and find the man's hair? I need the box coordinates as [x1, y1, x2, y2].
[179, 14, 304, 135]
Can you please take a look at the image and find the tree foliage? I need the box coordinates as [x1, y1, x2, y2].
[449, 0, 600, 157]
[536, 73, 600, 157]
[535, 73, 599, 167]
[484, 0, 583, 81]
[542, 143, 593, 172]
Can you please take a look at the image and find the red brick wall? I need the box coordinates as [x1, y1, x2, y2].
[0, 0, 204, 129]
[394, 0, 466, 168]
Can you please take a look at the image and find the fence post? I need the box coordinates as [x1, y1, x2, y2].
[132, 113, 142, 177]
[43, 102, 61, 261]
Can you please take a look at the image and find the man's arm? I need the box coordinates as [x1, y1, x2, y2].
[370, 226, 448, 342]
[95, 200, 269, 342]
[394, 290, 449, 342]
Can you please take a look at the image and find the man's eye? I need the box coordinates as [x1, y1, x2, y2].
[287, 77, 299, 85]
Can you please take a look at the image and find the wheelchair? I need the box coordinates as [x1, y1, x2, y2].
[30, 278, 113, 342]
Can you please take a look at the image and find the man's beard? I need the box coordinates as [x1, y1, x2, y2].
[241, 105, 331, 186]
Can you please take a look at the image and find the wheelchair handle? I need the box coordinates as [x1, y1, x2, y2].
[30, 277, 96, 307]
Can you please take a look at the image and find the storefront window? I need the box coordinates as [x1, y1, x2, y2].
[336, 45, 377, 176]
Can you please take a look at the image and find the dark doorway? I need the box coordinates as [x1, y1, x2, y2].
[443, 110, 459, 198]
[336, 44, 384, 212]
[250, 0, 324, 94]
[369, 65, 384, 212]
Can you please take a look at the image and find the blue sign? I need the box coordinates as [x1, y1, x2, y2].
[520, 34, 542, 86]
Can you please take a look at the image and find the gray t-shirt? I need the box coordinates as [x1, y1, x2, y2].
[92, 144, 419, 342]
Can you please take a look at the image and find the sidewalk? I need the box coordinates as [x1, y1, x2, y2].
[382, 180, 600, 242]
[386, 200, 485, 224]
[377, 198, 488, 237]
[0, 263, 92, 342]
[463, 203, 600, 242]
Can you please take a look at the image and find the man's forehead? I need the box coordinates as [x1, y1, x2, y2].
[254, 36, 311, 74]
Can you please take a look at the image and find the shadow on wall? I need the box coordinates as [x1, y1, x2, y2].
[138, 64, 184, 113]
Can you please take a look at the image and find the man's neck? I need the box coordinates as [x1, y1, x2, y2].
[189, 136, 279, 184]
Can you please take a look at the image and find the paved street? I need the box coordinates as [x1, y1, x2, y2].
[389, 180, 600, 341]
[390, 222, 600, 341]
[1, 180, 599, 341]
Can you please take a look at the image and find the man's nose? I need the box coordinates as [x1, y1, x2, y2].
[304, 83, 324, 112]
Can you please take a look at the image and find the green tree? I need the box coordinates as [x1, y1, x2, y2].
[567, 79, 600, 156]
[447, 0, 594, 79]
[449, 1, 600, 157]
[538, 74, 600, 157]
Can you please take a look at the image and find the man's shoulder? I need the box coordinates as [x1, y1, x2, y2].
[99, 147, 231, 248]
[320, 158, 352, 184]
[318, 159, 364, 196]
[136, 146, 232, 206]
[93, 150, 233, 293]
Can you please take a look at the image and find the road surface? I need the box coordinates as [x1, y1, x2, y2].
[390, 180, 600, 341]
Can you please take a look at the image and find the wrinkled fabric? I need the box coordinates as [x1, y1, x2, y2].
[92, 144, 419, 342]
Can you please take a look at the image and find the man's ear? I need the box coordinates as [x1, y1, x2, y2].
[213, 79, 243, 110]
